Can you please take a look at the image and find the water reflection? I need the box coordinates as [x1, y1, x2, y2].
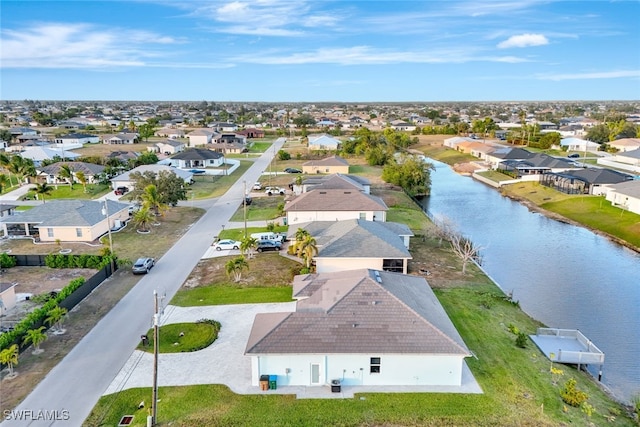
[422, 159, 640, 403]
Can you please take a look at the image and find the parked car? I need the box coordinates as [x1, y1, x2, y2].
[114, 186, 129, 196]
[256, 240, 282, 252]
[568, 153, 580, 158]
[284, 168, 302, 174]
[244, 196, 252, 206]
[252, 182, 262, 190]
[264, 186, 285, 196]
[214, 239, 240, 251]
[132, 257, 155, 274]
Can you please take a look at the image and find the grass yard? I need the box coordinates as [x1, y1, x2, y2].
[248, 141, 273, 153]
[229, 196, 283, 222]
[171, 285, 293, 306]
[189, 160, 252, 199]
[218, 225, 288, 241]
[501, 182, 640, 249]
[475, 169, 516, 183]
[137, 321, 219, 353]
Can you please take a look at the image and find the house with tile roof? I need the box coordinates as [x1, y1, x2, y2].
[289, 219, 412, 274]
[37, 161, 105, 186]
[284, 188, 387, 225]
[302, 155, 350, 174]
[0, 199, 129, 242]
[301, 174, 370, 194]
[245, 269, 471, 388]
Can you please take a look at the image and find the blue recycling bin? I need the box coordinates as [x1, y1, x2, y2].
[269, 375, 277, 390]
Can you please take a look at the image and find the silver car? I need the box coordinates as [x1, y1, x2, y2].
[132, 257, 155, 274]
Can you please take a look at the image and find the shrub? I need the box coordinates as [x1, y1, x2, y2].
[0, 253, 16, 268]
[560, 379, 589, 407]
[507, 323, 520, 335]
[515, 332, 528, 348]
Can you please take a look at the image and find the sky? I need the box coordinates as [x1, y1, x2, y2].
[1, 0, 639, 102]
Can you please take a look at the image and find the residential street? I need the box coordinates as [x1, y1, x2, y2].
[1, 138, 286, 427]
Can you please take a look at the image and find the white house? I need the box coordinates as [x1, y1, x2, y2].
[102, 133, 139, 144]
[605, 180, 640, 215]
[187, 128, 219, 147]
[609, 138, 640, 153]
[307, 134, 340, 150]
[245, 269, 471, 388]
[19, 147, 81, 166]
[284, 189, 387, 225]
[289, 219, 412, 274]
[151, 139, 186, 155]
[560, 138, 600, 152]
[164, 148, 223, 169]
[54, 133, 100, 145]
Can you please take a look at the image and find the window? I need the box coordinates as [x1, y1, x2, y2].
[370, 357, 381, 373]
[76, 228, 83, 237]
[383, 259, 403, 272]
[359, 212, 366, 220]
[47, 228, 54, 238]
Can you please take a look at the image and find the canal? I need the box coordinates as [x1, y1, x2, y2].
[421, 159, 640, 403]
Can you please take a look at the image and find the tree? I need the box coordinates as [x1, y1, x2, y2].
[129, 170, 187, 207]
[7, 155, 35, 185]
[586, 124, 609, 144]
[57, 164, 74, 188]
[449, 231, 482, 274]
[138, 123, 155, 142]
[34, 182, 53, 202]
[381, 154, 435, 197]
[240, 236, 258, 259]
[277, 150, 291, 161]
[0, 173, 9, 194]
[134, 152, 159, 166]
[23, 326, 47, 354]
[0, 344, 18, 377]
[294, 234, 318, 269]
[132, 206, 154, 232]
[141, 184, 167, 217]
[45, 306, 68, 334]
[225, 256, 249, 282]
[75, 171, 88, 192]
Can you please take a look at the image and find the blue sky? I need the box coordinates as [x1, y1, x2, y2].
[1, 0, 639, 102]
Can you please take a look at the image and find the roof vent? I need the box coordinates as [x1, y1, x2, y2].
[319, 191, 327, 194]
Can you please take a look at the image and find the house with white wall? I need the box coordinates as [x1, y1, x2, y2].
[284, 189, 387, 225]
[605, 180, 640, 215]
[245, 269, 471, 388]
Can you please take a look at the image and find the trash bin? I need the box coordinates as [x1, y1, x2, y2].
[269, 375, 277, 390]
[260, 375, 269, 391]
[331, 379, 341, 393]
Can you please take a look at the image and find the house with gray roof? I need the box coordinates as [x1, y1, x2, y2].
[284, 189, 386, 225]
[605, 180, 640, 215]
[302, 155, 350, 175]
[289, 219, 412, 273]
[300, 174, 370, 194]
[540, 168, 633, 195]
[245, 269, 471, 388]
[498, 153, 579, 177]
[151, 139, 186, 155]
[101, 133, 139, 144]
[110, 164, 194, 191]
[37, 161, 105, 186]
[164, 148, 223, 169]
[307, 134, 341, 151]
[0, 199, 129, 243]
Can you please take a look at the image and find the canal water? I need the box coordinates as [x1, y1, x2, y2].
[421, 159, 640, 403]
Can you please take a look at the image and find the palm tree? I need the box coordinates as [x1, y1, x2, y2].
[295, 234, 318, 269]
[34, 182, 53, 203]
[132, 206, 154, 233]
[240, 236, 258, 259]
[58, 164, 74, 188]
[0, 173, 9, 194]
[294, 228, 310, 242]
[0, 153, 13, 186]
[45, 306, 68, 334]
[75, 171, 87, 193]
[0, 344, 19, 377]
[8, 155, 35, 186]
[225, 256, 249, 282]
[23, 326, 47, 354]
[141, 184, 167, 217]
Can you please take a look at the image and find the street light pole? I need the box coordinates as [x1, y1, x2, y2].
[102, 200, 115, 274]
[243, 180, 247, 239]
[151, 290, 160, 426]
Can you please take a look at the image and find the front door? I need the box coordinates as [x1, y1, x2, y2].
[310, 363, 320, 385]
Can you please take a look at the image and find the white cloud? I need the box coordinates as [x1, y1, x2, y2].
[0, 23, 181, 69]
[498, 33, 549, 48]
[537, 70, 640, 81]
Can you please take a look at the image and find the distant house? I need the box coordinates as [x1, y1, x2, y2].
[154, 128, 185, 139]
[609, 138, 640, 153]
[165, 148, 223, 169]
[19, 147, 81, 166]
[307, 134, 340, 151]
[187, 128, 218, 147]
[208, 122, 238, 132]
[390, 121, 416, 132]
[110, 164, 194, 190]
[151, 139, 186, 155]
[541, 168, 633, 195]
[245, 269, 471, 388]
[605, 180, 640, 215]
[284, 188, 387, 225]
[608, 148, 640, 167]
[0, 204, 17, 218]
[498, 153, 579, 177]
[0, 199, 129, 242]
[289, 219, 412, 274]
[302, 155, 350, 174]
[106, 151, 139, 163]
[560, 138, 600, 152]
[37, 161, 105, 186]
[484, 147, 533, 168]
[236, 128, 265, 138]
[54, 133, 100, 145]
[101, 133, 139, 144]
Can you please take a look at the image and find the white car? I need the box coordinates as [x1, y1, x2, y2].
[214, 239, 240, 251]
[253, 182, 262, 190]
[264, 186, 285, 196]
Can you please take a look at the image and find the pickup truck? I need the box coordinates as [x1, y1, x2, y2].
[264, 186, 285, 196]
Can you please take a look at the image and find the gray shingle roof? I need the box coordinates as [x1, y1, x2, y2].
[302, 155, 349, 167]
[38, 161, 105, 176]
[170, 148, 222, 161]
[0, 199, 129, 227]
[284, 189, 386, 212]
[246, 269, 470, 356]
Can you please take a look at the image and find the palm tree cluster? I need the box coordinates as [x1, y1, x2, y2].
[131, 184, 168, 233]
[292, 228, 318, 270]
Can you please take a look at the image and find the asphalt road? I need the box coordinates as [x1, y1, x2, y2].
[2, 138, 286, 427]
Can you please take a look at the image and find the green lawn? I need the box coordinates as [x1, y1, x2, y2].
[189, 161, 252, 199]
[229, 196, 283, 222]
[171, 285, 293, 306]
[136, 322, 219, 353]
[25, 183, 111, 201]
[248, 142, 273, 153]
[475, 170, 516, 183]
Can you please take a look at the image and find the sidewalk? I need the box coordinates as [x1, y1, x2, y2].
[0, 184, 36, 202]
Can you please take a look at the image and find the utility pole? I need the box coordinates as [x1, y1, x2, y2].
[243, 180, 247, 239]
[151, 290, 160, 426]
